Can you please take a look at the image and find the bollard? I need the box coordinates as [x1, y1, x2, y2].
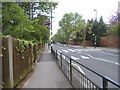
[70, 59, 72, 81]
[60, 53, 62, 69]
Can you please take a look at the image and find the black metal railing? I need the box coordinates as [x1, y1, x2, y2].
[51, 46, 120, 89]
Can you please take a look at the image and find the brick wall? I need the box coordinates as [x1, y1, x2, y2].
[100, 36, 120, 47]
[66, 40, 93, 46]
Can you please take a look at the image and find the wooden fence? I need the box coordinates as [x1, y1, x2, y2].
[2, 36, 44, 88]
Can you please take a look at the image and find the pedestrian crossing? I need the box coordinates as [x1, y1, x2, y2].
[62, 48, 101, 53]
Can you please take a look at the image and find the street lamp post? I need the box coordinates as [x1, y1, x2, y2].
[93, 9, 97, 48]
[94, 9, 97, 21]
[50, 0, 52, 41]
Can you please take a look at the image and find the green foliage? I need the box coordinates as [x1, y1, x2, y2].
[54, 14, 107, 46]
[109, 23, 119, 36]
[85, 17, 107, 46]
[108, 12, 119, 37]
[2, 1, 56, 87]
[2, 2, 58, 43]
[57, 12, 86, 42]
[59, 13, 74, 41]
[52, 28, 66, 43]
[2, 2, 26, 35]
[2, 2, 36, 41]
[17, 1, 58, 20]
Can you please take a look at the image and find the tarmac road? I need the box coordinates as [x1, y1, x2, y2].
[52, 44, 120, 88]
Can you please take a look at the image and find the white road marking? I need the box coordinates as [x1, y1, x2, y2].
[87, 54, 94, 58]
[84, 49, 101, 52]
[81, 55, 90, 59]
[71, 56, 80, 60]
[74, 48, 102, 53]
[58, 50, 62, 53]
[62, 50, 69, 53]
[74, 49, 83, 52]
[67, 49, 76, 52]
[67, 61, 85, 75]
[95, 58, 120, 65]
[86, 54, 119, 65]
[95, 51, 118, 56]
[62, 55, 65, 59]
[74, 49, 119, 65]
[72, 63, 85, 75]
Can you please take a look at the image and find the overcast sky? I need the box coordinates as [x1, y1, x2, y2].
[51, 0, 119, 36]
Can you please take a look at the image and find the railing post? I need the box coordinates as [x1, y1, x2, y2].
[60, 53, 62, 69]
[51, 46, 53, 53]
[70, 58, 72, 81]
[103, 77, 108, 90]
[56, 50, 57, 60]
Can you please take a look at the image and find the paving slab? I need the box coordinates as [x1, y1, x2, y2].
[22, 45, 73, 88]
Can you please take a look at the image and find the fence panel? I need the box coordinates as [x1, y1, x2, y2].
[2, 36, 44, 88]
[2, 37, 10, 88]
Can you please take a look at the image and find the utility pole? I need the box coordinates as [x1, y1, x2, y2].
[93, 9, 97, 48]
[50, 0, 52, 42]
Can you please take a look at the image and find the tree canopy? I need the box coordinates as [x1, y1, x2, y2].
[58, 12, 86, 42]
[108, 12, 120, 37]
[53, 13, 107, 46]
[2, 1, 58, 43]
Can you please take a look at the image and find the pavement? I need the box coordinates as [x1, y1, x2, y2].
[22, 45, 73, 88]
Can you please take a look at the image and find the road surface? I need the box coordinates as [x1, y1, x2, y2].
[52, 44, 120, 88]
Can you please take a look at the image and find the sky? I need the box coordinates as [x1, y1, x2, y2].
[51, 0, 119, 36]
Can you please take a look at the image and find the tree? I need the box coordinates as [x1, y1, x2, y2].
[52, 28, 66, 43]
[59, 13, 73, 41]
[2, 2, 30, 37]
[17, 1, 58, 20]
[71, 13, 86, 42]
[109, 12, 120, 37]
[109, 12, 120, 24]
[37, 14, 50, 29]
[2, 2, 57, 43]
[58, 12, 86, 42]
[85, 17, 107, 46]
[86, 19, 94, 41]
[97, 16, 107, 37]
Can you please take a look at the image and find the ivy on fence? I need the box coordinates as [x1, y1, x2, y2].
[2, 36, 44, 88]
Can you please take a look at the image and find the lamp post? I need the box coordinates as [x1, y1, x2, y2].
[93, 9, 97, 48]
[94, 9, 97, 21]
[50, 0, 52, 42]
